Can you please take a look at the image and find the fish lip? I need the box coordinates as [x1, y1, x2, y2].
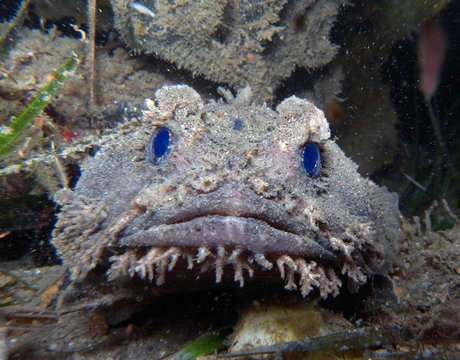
[125, 183, 314, 238]
[115, 214, 336, 262]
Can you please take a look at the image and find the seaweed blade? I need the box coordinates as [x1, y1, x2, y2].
[0, 47, 82, 160]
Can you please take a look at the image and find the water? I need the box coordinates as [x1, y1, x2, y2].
[0, 1, 459, 358]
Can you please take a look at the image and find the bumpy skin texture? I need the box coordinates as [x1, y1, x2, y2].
[53, 85, 401, 299]
[110, 0, 342, 102]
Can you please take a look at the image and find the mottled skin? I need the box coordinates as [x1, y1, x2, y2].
[53, 85, 402, 300]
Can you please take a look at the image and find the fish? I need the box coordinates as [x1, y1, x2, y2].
[52, 85, 402, 305]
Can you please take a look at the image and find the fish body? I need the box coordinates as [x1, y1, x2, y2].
[53, 85, 402, 300]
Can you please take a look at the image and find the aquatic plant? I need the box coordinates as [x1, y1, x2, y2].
[0, 47, 82, 160]
[161, 331, 228, 360]
[221, 327, 387, 358]
[392, 15, 459, 216]
[0, 0, 31, 59]
[336, 0, 450, 176]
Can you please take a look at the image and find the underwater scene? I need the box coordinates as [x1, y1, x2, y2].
[0, 0, 459, 359]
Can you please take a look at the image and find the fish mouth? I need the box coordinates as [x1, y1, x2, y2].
[116, 214, 335, 261]
[114, 182, 336, 261]
[108, 218, 342, 298]
[123, 182, 315, 237]
[105, 184, 345, 298]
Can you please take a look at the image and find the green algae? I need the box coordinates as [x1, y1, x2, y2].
[0, 47, 82, 160]
[168, 331, 228, 360]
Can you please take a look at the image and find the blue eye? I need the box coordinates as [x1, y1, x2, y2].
[303, 142, 321, 177]
[148, 127, 171, 164]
